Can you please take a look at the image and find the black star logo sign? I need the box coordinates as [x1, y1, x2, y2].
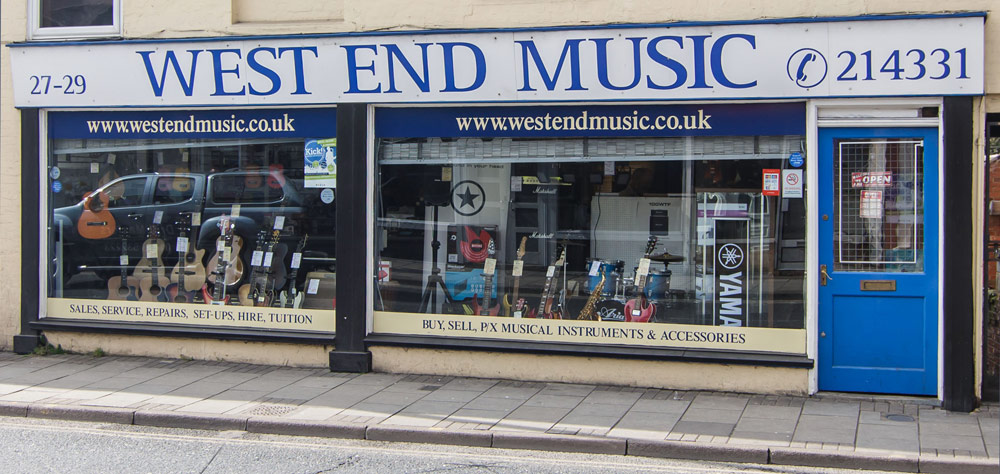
[457, 186, 479, 208]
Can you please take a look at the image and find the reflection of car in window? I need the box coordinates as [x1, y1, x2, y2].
[52, 170, 335, 296]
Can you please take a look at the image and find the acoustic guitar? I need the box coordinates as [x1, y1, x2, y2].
[237, 230, 270, 307]
[78, 191, 116, 240]
[501, 237, 528, 317]
[623, 236, 659, 323]
[134, 219, 169, 302]
[106, 226, 139, 301]
[166, 214, 206, 303]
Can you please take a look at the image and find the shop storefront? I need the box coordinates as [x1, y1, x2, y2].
[7, 13, 986, 408]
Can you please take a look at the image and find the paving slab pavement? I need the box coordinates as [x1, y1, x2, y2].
[0, 352, 996, 473]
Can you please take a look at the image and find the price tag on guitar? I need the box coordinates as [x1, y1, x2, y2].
[251, 250, 264, 267]
[145, 243, 159, 259]
[291, 252, 302, 269]
[263, 251, 273, 268]
[273, 216, 285, 230]
[483, 258, 496, 276]
[512, 260, 523, 277]
[637, 258, 651, 277]
[589, 261, 601, 276]
[153, 211, 163, 225]
[175, 236, 189, 253]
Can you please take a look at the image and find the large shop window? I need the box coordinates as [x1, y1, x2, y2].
[45, 109, 338, 333]
[374, 104, 808, 354]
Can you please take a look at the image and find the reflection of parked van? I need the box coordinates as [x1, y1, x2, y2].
[52, 170, 334, 294]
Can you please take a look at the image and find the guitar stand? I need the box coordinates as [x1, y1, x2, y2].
[418, 205, 455, 314]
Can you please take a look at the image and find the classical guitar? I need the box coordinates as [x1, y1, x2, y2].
[237, 230, 269, 307]
[535, 247, 566, 319]
[205, 219, 245, 286]
[78, 191, 116, 240]
[107, 225, 139, 301]
[135, 217, 169, 302]
[502, 237, 528, 317]
[280, 234, 308, 309]
[624, 236, 659, 323]
[167, 214, 206, 303]
[202, 217, 238, 305]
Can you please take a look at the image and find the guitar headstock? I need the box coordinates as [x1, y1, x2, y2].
[516, 236, 527, 260]
[554, 247, 566, 266]
[644, 235, 658, 257]
[295, 234, 309, 252]
[487, 237, 496, 258]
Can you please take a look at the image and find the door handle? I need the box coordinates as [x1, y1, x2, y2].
[820, 264, 833, 286]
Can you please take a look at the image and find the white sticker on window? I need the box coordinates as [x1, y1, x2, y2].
[273, 216, 285, 230]
[307, 279, 320, 294]
[153, 211, 163, 224]
[231, 205, 241, 217]
[107, 153, 116, 164]
[512, 260, 523, 277]
[510, 176, 522, 192]
[90, 162, 100, 174]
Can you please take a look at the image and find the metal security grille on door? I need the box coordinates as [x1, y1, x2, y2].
[834, 140, 923, 272]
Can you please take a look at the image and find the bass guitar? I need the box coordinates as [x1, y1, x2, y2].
[623, 236, 659, 323]
[501, 237, 528, 317]
[166, 213, 206, 303]
[106, 225, 139, 301]
[134, 216, 169, 302]
[78, 190, 116, 240]
[280, 234, 308, 309]
[202, 217, 238, 305]
[534, 247, 566, 319]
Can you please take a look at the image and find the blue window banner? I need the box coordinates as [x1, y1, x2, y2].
[375, 103, 805, 138]
[49, 108, 337, 139]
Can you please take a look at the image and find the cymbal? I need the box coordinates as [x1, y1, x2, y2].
[647, 252, 684, 263]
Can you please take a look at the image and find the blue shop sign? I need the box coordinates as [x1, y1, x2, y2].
[49, 108, 336, 139]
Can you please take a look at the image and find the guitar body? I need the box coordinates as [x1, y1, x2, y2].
[169, 247, 207, 292]
[623, 297, 655, 323]
[205, 235, 245, 286]
[78, 191, 116, 240]
[107, 275, 139, 301]
[201, 284, 230, 305]
[236, 284, 255, 307]
[166, 283, 197, 304]
[266, 243, 289, 292]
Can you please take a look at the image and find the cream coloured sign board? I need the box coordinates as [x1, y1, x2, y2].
[9, 16, 984, 108]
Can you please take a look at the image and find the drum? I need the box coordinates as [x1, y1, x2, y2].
[644, 270, 672, 302]
[586, 260, 619, 296]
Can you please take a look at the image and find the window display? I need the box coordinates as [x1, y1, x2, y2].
[45, 108, 337, 332]
[373, 104, 808, 353]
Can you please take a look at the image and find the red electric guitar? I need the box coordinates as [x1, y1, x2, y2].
[624, 236, 658, 323]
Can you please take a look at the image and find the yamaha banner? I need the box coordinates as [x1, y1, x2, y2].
[715, 219, 749, 327]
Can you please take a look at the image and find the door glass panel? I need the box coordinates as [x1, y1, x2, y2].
[833, 139, 923, 272]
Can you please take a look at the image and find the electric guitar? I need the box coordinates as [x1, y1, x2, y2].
[280, 234, 308, 309]
[624, 236, 659, 323]
[166, 214, 206, 303]
[237, 230, 270, 307]
[135, 219, 169, 302]
[202, 217, 238, 305]
[205, 219, 244, 286]
[535, 247, 566, 319]
[475, 239, 500, 316]
[78, 190, 116, 240]
[502, 237, 528, 317]
[106, 225, 139, 301]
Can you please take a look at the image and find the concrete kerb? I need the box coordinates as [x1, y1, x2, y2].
[493, 431, 626, 455]
[917, 456, 1000, 474]
[133, 410, 247, 431]
[367, 425, 493, 447]
[627, 439, 769, 464]
[247, 417, 367, 439]
[769, 447, 919, 473]
[27, 404, 134, 425]
[0, 401, 28, 417]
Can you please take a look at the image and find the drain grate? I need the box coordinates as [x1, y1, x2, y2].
[886, 414, 915, 422]
[244, 404, 297, 417]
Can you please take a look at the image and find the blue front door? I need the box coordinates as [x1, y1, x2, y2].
[818, 127, 938, 396]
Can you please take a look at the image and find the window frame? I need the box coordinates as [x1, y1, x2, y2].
[28, 0, 122, 41]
